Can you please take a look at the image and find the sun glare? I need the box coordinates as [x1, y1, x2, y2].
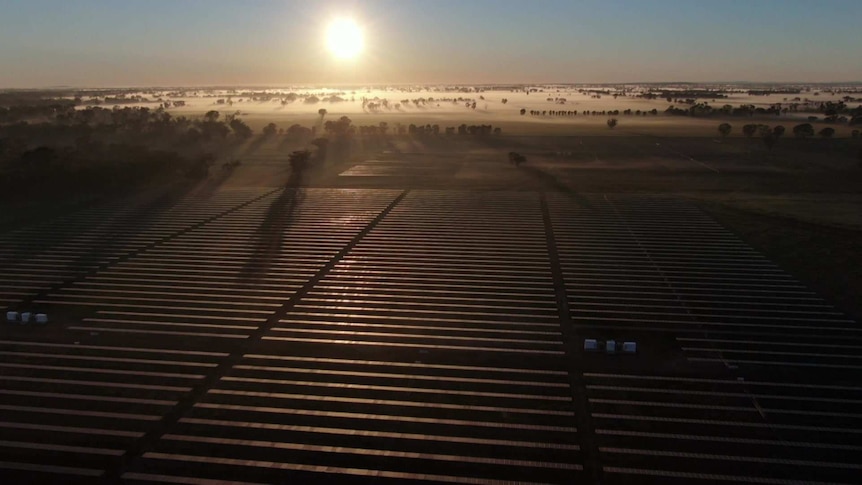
[326, 18, 364, 60]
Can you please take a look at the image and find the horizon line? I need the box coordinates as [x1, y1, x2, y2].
[3, 81, 862, 91]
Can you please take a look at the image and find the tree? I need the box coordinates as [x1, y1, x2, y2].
[19, 146, 57, 172]
[229, 118, 253, 139]
[520, 108, 526, 116]
[772, 125, 786, 138]
[262, 123, 277, 137]
[286, 124, 310, 138]
[508, 152, 526, 166]
[318, 108, 327, 118]
[288, 150, 311, 172]
[199, 120, 230, 140]
[325, 116, 352, 137]
[718, 123, 732, 138]
[501, 98, 508, 104]
[818, 127, 835, 139]
[203, 110, 220, 122]
[793, 123, 815, 139]
[607, 118, 618, 129]
[742, 124, 758, 138]
[186, 153, 214, 179]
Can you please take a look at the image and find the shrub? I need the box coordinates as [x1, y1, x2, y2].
[793, 123, 815, 139]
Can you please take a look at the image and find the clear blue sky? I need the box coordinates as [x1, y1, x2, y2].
[1, 0, 860, 87]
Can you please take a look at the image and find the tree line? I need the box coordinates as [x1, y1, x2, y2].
[0, 106, 258, 194]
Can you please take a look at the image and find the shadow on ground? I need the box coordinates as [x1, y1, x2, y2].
[518, 165, 593, 208]
[238, 169, 306, 282]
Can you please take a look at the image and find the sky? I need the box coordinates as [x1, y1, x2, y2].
[1, 0, 861, 88]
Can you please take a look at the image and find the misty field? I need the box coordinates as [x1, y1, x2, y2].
[66, 85, 862, 136]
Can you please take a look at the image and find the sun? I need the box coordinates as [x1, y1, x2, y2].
[326, 18, 364, 60]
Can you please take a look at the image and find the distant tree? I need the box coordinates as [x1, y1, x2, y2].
[772, 125, 786, 138]
[199, 120, 230, 140]
[225, 110, 242, 123]
[742, 124, 758, 138]
[335, 116, 352, 136]
[607, 118, 618, 129]
[793, 123, 815, 139]
[378, 121, 388, 135]
[229, 118, 253, 139]
[324, 116, 353, 136]
[20, 146, 57, 171]
[203, 110, 220, 122]
[508, 151, 526, 166]
[718, 123, 732, 138]
[262, 123, 277, 137]
[757, 124, 772, 137]
[286, 124, 310, 138]
[819, 127, 835, 139]
[288, 150, 311, 172]
[493, 127, 502, 135]
[186, 153, 215, 179]
[318, 108, 327, 118]
[519, 108, 526, 116]
[501, 98, 508, 104]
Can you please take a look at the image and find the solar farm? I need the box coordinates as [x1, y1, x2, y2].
[1, 154, 860, 485]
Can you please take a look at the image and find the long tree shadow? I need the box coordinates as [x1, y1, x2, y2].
[470, 134, 534, 151]
[239, 135, 272, 157]
[278, 135, 309, 152]
[237, 168, 306, 282]
[518, 164, 593, 209]
[9, 181, 207, 317]
[383, 138, 403, 156]
[0, 181, 192, 273]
